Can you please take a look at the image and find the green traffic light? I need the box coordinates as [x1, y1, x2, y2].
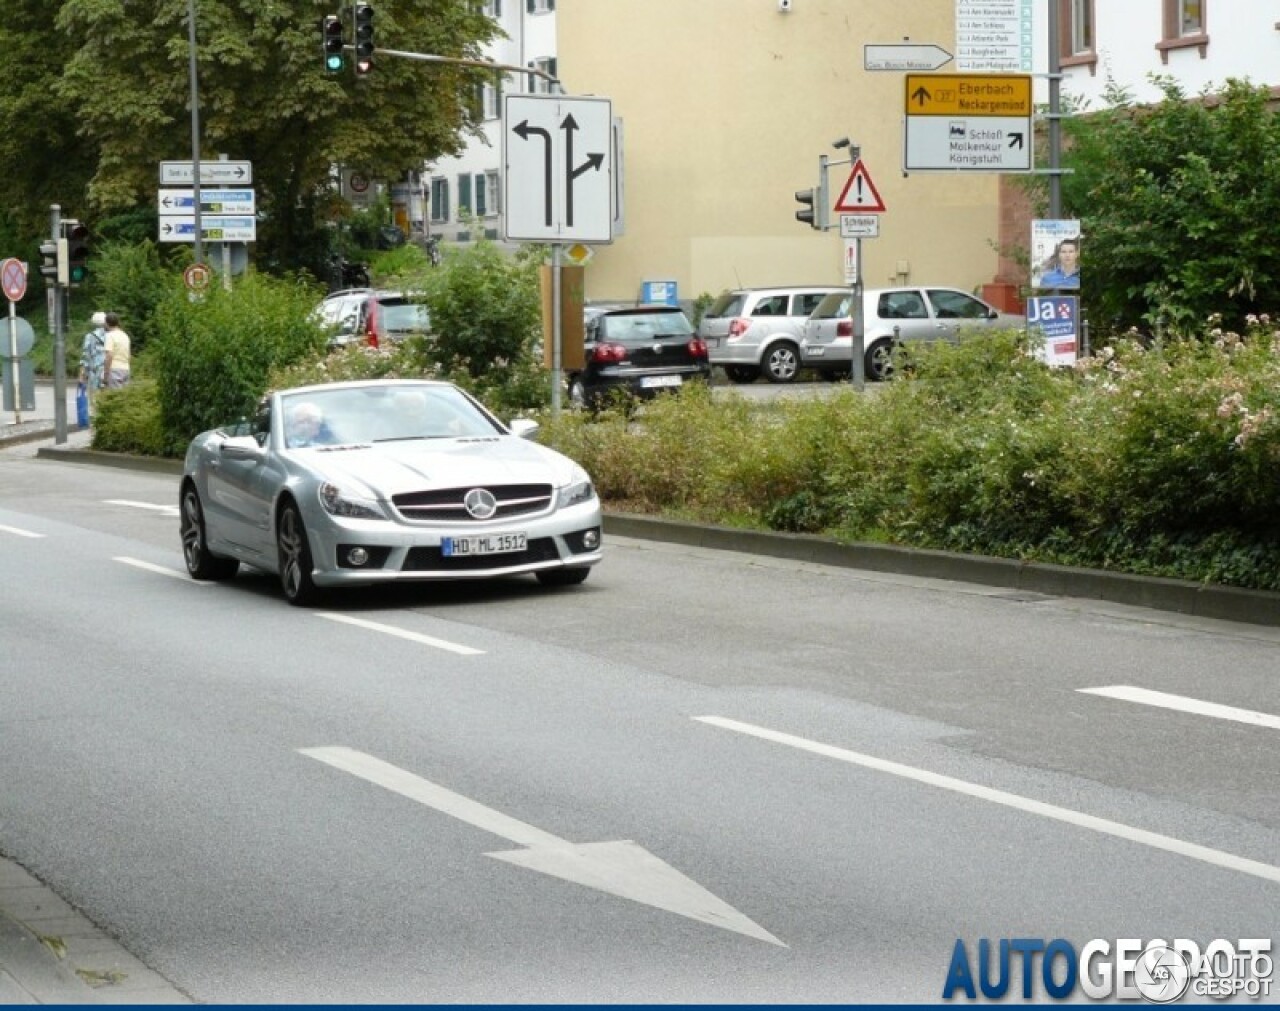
[326, 54, 344, 71]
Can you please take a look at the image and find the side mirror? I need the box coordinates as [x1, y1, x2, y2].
[220, 435, 266, 461]
[508, 418, 540, 441]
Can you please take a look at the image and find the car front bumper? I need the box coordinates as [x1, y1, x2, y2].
[303, 498, 603, 586]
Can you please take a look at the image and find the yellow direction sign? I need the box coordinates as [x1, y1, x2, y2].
[904, 73, 1031, 117]
[903, 73, 1033, 173]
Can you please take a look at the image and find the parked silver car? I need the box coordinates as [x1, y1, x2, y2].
[698, 286, 845, 384]
[800, 286, 1025, 381]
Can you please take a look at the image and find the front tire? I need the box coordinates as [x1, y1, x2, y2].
[277, 501, 321, 606]
[536, 567, 591, 587]
[762, 342, 800, 383]
[180, 484, 239, 581]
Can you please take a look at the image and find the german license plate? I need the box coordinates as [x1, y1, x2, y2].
[640, 374, 682, 389]
[441, 532, 527, 557]
[704, 337, 720, 348]
[807, 345, 825, 357]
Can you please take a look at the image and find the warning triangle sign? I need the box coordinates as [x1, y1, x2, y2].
[833, 158, 886, 213]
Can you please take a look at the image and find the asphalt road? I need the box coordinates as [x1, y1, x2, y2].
[1, 450, 1276, 1002]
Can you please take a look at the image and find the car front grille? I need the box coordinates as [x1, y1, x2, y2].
[392, 483, 554, 522]
[402, 537, 560, 571]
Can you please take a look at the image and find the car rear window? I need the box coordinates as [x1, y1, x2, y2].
[705, 293, 745, 318]
[811, 292, 852, 319]
[599, 310, 694, 341]
[380, 302, 431, 332]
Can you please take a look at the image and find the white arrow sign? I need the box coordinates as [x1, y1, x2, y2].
[158, 188, 256, 216]
[159, 160, 253, 185]
[300, 746, 783, 946]
[158, 215, 257, 243]
[503, 94, 613, 244]
[864, 43, 953, 71]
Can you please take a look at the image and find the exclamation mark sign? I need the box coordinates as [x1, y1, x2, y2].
[856, 176, 865, 205]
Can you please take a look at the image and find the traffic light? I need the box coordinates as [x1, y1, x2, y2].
[321, 14, 344, 73]
[61, 220, 90, 286]
[793, 167, 829, 230]
[794, 189, 818, 229]
[353, 4, 374, 75]
[39, 239, 60, 283]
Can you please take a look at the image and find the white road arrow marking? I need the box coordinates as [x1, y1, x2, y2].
[299, 745, 784, 946]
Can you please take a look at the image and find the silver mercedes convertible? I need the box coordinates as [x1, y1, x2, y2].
[179, 380, 603, 605]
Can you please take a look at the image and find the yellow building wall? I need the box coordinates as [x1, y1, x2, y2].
[557, 0, 1003, 305]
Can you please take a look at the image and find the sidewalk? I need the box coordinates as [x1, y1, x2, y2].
[0, 859, 190, 1004]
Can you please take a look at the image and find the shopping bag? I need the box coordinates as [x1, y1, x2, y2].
[76, 382, 89, 428]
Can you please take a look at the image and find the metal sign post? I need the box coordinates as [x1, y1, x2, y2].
[50, 204, 67, 444]
[551, 244, 562, 415]
[851, 241, 865, 392]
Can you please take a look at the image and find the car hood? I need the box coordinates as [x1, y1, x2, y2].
[299, 436, 580, 497]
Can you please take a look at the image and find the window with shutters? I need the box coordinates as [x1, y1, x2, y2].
[430, 178, 449, 223]
[526, 0, 555, 13]
[482, 81, 501, 120]
[527, 57, 557, 94]
[457, 174, 473, 216]
[483, 0, 501, 16]
[485, 171, 500, 217]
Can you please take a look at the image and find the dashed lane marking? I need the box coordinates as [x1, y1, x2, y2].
[695, 715, 1280, 885]
[315, 612, 485, 655]
[1079, 685, 1280, 731]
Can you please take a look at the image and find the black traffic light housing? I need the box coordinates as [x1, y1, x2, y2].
[353, 4, 374, 75]
[322, 14, 344, 73]
[61, 220, 90, 286]
[794, 189, 817, 228]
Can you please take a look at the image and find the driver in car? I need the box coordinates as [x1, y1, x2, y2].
[285, 401, 336, 448]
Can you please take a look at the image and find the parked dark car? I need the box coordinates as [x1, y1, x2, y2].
[567, 305, 711, 409]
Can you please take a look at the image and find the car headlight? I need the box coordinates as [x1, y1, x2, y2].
[556, 468, 597, 510]
[319, 481, 387, 520]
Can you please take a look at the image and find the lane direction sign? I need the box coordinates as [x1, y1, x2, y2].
[903, 73, 1033, 172]
[864, 43, 953, 72]
[504, 94, 613, 243]
[159, 160, 253, 185]
[159, 216, 257, 243]
[159, 188, 256, 216]
[833, 158, 886, 213]
[301, 745, 783, 946]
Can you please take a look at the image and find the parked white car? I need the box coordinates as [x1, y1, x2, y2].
[800, 286, 1025, 381]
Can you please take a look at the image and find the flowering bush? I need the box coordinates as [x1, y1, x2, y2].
[540, 320, 1280, 590]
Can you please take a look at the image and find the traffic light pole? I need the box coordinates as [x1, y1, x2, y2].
[49, 204, 68, 444]
[187, 0, 204, 266]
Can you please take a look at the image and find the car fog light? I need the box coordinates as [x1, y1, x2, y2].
[582, 529, 600, 550]
[347, 546, 370, 566]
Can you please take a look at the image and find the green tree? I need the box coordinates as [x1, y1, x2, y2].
[0, 1, 498, 278]
[1059, 77, 1280, 334]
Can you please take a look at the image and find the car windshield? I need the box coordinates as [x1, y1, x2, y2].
[280, 384, 502, 448]
[599, 311, 694, 341]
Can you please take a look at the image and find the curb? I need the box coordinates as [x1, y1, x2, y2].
[602, 514, 1280, 627]
[20, 444, 1280, 628]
